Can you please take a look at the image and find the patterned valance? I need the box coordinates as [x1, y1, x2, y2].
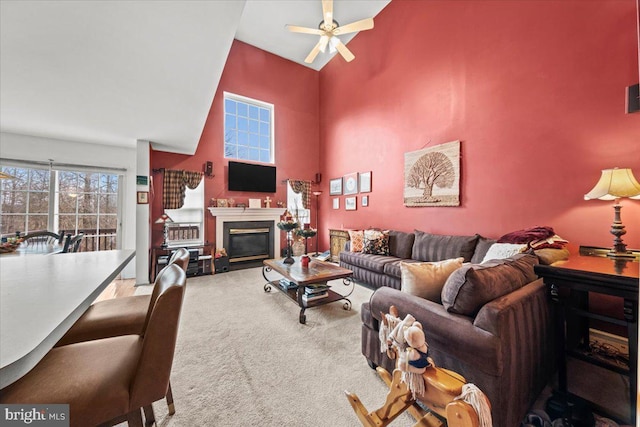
[288, 180, 311, 209]
[163, 169, 203, 209]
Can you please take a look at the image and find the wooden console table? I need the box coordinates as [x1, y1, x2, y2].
[534, 255, 638, 424]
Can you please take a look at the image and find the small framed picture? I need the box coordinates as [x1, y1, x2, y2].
[359, 171, 372, 193]
[217, 199, 229, 208]
[137, 191, 148, 204]
[362, 195, 369, 207]
[333, 198, 340, 209]
[329, 178, 343, 195]
[343, 172, 359, 195]
[345, 196, 357, 211]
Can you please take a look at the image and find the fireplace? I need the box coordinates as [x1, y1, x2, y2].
[208, 207, 285, 271]
[223, 221, 274, 267]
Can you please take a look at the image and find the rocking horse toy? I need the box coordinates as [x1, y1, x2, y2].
[345, 306, 492, 427]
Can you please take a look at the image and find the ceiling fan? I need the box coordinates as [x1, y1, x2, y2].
[285, 0, 374, 64]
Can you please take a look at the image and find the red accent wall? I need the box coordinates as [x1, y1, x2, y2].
[318, 0, 640, 252]
[150, 40, 320, 248]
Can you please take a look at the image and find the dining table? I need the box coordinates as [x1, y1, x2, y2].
[0, 249, 135, 389]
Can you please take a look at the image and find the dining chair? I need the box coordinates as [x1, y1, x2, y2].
[21, 230, 64, 248]
[55, 247, 190, 422]
[0, 263, 187, 427]
[61, 233, 84, 253]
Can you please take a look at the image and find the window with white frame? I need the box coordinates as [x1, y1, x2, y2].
[0, 164, 121, 251]
[224, 92, 274, 163]
[163, 179, 204, 247]
[287, 184, 310, 226]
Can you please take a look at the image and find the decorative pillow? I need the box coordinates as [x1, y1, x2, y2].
[400, 258, 464, 303]
[388, 230, 415, 259]
[348, 230, 364, 252]
[362, 229, 390, 255]
[470, 236, 497, 264]
[411, 230, 479, 262]
[481, 243, 528, 263]
[441, 253, 539, 317]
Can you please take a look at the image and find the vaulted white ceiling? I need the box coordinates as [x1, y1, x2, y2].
[0, 0, 389, 155]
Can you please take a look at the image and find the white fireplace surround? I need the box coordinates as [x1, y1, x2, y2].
[208, 207, 285, 257]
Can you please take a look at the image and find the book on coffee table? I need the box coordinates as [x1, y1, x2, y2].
[302, 292, 329, 303]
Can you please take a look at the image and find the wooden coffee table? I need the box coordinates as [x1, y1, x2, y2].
[262, 258, 354, 324]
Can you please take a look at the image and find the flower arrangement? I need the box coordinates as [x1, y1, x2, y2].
[277, 210, 299, 232]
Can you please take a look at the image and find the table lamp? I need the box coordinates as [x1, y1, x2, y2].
[155, 213, 173, 248]
[584, 167, 640, 258]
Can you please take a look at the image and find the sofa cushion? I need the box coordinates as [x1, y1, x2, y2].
[388, 230, 415, 259]
[441, 253, 539, 316]
[411, 231, 479, 262]
[382, 258, 421, 278]
[400, 258, 464, 303]
[363, 229, 390, 255]
[470, 236, 497, 264]
[348, 230, 364, 252]
[481, 243, 527, 263]
[339, 251, 400, 273]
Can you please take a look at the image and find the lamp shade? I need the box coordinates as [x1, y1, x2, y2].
[584, 168, 640, 201]
[154, 213, 173, 224]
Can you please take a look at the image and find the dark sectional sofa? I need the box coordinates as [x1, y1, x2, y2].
[340, 230, 556, 427]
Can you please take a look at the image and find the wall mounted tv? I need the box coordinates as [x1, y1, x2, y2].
[228, 161, 277, 193]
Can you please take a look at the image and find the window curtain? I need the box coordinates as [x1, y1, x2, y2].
[163, 169, 204, 209]
[288, 180, 311, 209]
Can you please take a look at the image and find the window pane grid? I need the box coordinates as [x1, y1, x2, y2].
[0, 167, 49, 234]
[1, 166, 120, 251]
[224, 93, 273, 163]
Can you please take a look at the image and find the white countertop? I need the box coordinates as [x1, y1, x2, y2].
[0, 249, 135, 388]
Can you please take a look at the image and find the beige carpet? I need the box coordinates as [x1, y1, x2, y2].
[135, 267, 414, 426]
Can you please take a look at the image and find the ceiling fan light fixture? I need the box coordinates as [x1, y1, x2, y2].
[319, 35, 330, 53]
[329, 36, 339, 54]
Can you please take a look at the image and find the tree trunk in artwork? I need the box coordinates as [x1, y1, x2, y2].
[407, 151, 455, 203]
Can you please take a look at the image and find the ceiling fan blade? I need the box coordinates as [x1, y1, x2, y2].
[334, 39, 355, 62]
[304, 40, 323, 64]
[322, 0, 334, 28]
[285, 24, 324, 36]
[333, 18, 374, 35]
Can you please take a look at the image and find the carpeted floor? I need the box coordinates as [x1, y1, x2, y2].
[134, 267, 634, 427]
[135, 267, 414, 426]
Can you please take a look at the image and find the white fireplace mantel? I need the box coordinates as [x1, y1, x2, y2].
[208, 207, 286, 256]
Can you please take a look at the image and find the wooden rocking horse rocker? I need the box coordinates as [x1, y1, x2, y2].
[345, 306, 492, 427]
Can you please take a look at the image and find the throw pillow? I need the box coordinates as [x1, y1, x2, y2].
[441, 253, 539, 316]
[362, 229, 390, 255]
[400, 258, 464, 303]
[481, 243, 528, 263]
[411, 230, 479, 262]
[388, 230, 416, 259]
[348, 230, 364, 252]
[470, 236, 497, 264]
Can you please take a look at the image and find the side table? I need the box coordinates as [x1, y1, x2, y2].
[534, 255, 638, 424]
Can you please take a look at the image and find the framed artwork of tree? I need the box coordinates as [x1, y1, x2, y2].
[403, 140, 460, 207]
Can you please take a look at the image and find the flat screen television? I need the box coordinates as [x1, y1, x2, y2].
[228, 161, 276, 193]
